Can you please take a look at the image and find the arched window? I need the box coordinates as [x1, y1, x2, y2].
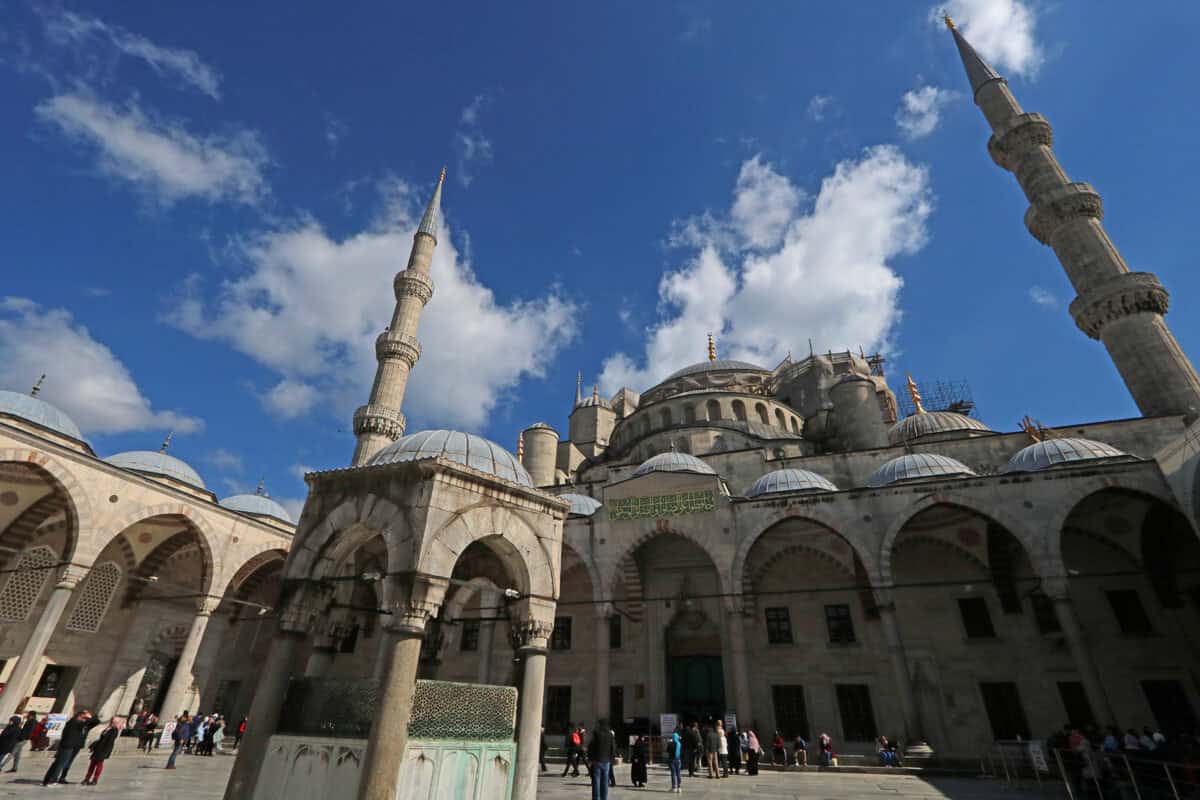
[0, 545, 57, 622]
[711, 435, 727, 452]
[66, 562, 122, 633]
[790, 417, 800, 434]
[659, 408, 672, 429]
[706, 399, 722, 421]
[774, 409, 787, 429]
[755, 403, 770, 425]
[732, 400, 747, 422]
[683, 405, 696, 424]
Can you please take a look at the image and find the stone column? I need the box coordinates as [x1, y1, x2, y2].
[878, 600, 920, 744]
[512, 617, 554, 800]
[477, 589, 498, 685]
[724, 602, 753, 725]
[158, 598, 219, 719]
[593, 605, 611, 724]
[644, 599, 661, 721]
[0, 565, 85, 720]
[1046, 578, 1115, 726]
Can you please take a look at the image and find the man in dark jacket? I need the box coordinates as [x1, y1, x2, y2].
[42, 709, 98, 785]
[704, 723, 722, 779]
[685, 722, 702, 776]
[587, 719, 615, 800]
[9, 711, 38, 772]
[166, 713, 193, 769]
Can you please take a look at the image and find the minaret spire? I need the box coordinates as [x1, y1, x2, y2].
[575, 371, 582, 406]
[351, 169, 445, 466]
[946, 24, 1200, 419]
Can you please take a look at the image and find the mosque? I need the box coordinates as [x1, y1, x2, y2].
[1, 21, 1198, 795]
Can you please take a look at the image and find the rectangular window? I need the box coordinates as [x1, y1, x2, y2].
[958, 597, 996, 639]
[1057, 681, 1095, 730]
[824, 604, 856, 644]
[545, 685, 572, 734]
[765, 607, 793, 644]
[32, 665, 67, 698]
[460, 620, 480, 652]
[339, 623, 360, 654]
[609, 614, 622, 650]
[771, 685, 809, 739]
[979, 682, 1031, 740]
[835, 684, 876, 741]
[1107, 590, 1153, 635]
[1141, 680, 1199, 735]
[1031, 594, 1062, 634]
[550, 616, 572, 650]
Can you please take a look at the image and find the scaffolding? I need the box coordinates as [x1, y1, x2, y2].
[897, 378, 976, 418]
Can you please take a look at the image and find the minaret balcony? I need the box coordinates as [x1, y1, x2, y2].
[1069, 272, 1170, 340]
[376, 331, 421, 367]
[353, 403, 407, 440]
[987, 112, 1053, 170]
[1024, 182, 1103, 245]
[394, 270, 434, 305]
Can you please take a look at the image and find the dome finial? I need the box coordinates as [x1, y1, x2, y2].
[906, 374, 926, 414]
[1019, 415, 1053, 443]
[256, 477, 265, 495]
[576, 371, 583, 405]
[592, 384, 599, 402]
[517, 431, 525, 460]
[159, 431, 173, 453]
[29, 374, 45, 397]
[942, 12, 955, 30]
[438, 166, 446, 186]
[707, 332, 716, 361]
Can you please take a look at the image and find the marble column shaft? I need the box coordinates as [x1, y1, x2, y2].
[593, 609, 610, 724]
[1052, 597, 1115, 725]
[513, 639, 550, 800]
[878, 604, 920, 744]
[0, 568, 82, 720]
[358, 630, 424, 800]
[158, 603, 215, 719]
[725, 610, 753, 725]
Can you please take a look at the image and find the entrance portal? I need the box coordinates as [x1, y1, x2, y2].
[669, 656, 724, 723]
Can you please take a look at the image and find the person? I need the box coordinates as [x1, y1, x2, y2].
[587, 718, 615, 800]
[704, 722, 722, 779]
[211, 717, 226, 755]
[685, 722, 702, 777]
[819, 732, 834, 767]
[607, 724, 617, 788]
[793, 733, 808, 766]
[193, 715, 208, 754]
[745, 728, 761, 776]
[235, 717, 248, 749]
[1101, 726, 1121, 753]
[877, 735, 896, 766]
[166, 713, 193, 769]
[1139, 727, 1156, 751]
[0, 716, 22, 771]
[1124, 728, 1141, 750]
[140, 713, 159, 752]
[29, 715, 50, 751]
[630, 734, 648, 788]
[667, 725, 683, 793]
[83, 717, 123, 785]
[539, 726, 547, 772]
[42, 708, 99, 786]
[726, 723, 741, 775]
[772, 731, 786, 766]
[2, 711, 36, 773]
[562, 723, 581, 778]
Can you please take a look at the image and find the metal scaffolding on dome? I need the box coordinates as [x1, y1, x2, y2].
[897, 378, 976, 419]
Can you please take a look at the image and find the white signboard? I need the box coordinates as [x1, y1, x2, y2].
[1028, 740, 1049, 773]
[724, 712, 737, 732]
[659, 713, 678, 735]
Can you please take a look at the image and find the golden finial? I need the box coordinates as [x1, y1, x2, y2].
[943, 13, 955, 31]
[707, 333, 716, 362]
[30, 374, 45, 397]
[438, 166, 446, 185]
[1019, 415, 1055, 443]
[905, 374, 925, 414]
[517, 431, 525, 460]
[159, 431, 173, 453]
[256, 478, 265, 496]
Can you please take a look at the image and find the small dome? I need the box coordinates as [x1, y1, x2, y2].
[560, 493, 602, 517]
[633, 451, 717, 478]
[221, 493, 293, 524]
[524, 421, 558, 434]
[747, 468, 838, 497]
[1002, 438, 1129, 474]
[574, 394, 612, 410]
[662, 359, 767, 383]
[888, 411, 992, 445]
[867, 453, 976, 487]
[0, 390, 84, 441]
[367, 429, 533, 487]
[107, 451, 206, 489]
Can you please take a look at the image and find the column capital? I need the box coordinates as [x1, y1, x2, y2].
[510, 617, 554, 653]
[594, 602, 614, 619]
[382, 573, 448, 636]
[1041, 575, 1071, 601]
[196, 597, 221, 616]
[56, 564, 88, 590]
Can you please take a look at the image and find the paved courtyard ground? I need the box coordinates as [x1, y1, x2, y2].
[0, 749, 1052, 799]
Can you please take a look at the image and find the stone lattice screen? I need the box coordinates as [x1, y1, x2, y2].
[65, 562, 121, 632]
[0, 545, 57, 622]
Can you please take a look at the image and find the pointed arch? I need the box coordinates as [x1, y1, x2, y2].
[0, 450, 93, 565]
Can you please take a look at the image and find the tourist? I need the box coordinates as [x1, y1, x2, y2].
[42, 708, 99, 786]
[704, 722, 721, 779]
[1101, 726, 1120, 753]
[607, 724, 617, 788]
[0, 716, 22, 771]
[667, 725, 683, 793]
[726, 723, 741, 775]
[792, 733, 808, 766]
[685, 722, 702, 776]
[630, 734, 648, 787]
[83, 717, 124, 785]
[1124, 728, 1141, 750]
[716, 719, 729, 776]
[539, 726, 547, 772]
[140, 713, 159, 752]
[562, 722, 581, 777]
[1139, 727, 1156, 751]
[771, 731, 786, 766]
[212, 716, 227, 754]
[193, 714, 208, 754]
[235, 717, 248, 749]
[587, 718, 615, 800]
[819, 732, 834, 767]
[745, 729, 760, 776]
[877, 735, 899, 766]
[207, 715, 224, 755]
[1, 711, 36, 773]
[166, 713, 193, 769]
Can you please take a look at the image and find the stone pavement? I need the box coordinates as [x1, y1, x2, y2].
[0, 750, 1050, 799]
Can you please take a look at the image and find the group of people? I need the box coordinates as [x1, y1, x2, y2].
[1, 708, 121, 786]
[676, 719, 761, 780]
[1051, 721, 1200, 797]
[0, 711, 40, 774]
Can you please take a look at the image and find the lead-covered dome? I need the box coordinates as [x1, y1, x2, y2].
[747, 468, 838, 497]
[367, 429, 533, 487]
[867, 453, 976, 487]
[662, 360, 767, 383]
[221, 493, 293, 524]
[107, 451, 206, 489]
[1002, 438, 1129, 474]
[888, 411, 991, 445]
[0, 390, 84, 441]
[633, 451, 717, 477]
[560, 493, 602, 517]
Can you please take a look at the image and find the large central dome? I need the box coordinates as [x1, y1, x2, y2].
[661, 359, 767, 383]
[367, 429, 533, 487]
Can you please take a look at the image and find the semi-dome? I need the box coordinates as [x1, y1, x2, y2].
[106, 451, 207, 489]
[867, 453, 976, 487]
[1002, 437, 1129, 474]
[662, 359, 767, 383]
[747, 468, 838, 497]
[633, 451, 717, 477]
[560, 493, 602, 517]
[888, 411, 992, 445]
[0, 390, 84, 441]
[366, 429, 533, 487]
[221, 493, 293, 524]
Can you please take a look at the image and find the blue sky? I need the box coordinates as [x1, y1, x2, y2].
[3, 1, 1200, 514]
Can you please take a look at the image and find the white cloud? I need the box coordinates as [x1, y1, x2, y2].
[35, 91, 268, 206]
[42, 10, 222, 99]
[935, 0, 1043, 78]
[206, 448, 243, 471]
[806, 95, 832, 121]
[0, 297, 202, 436]
[455, 94, 493, 188]
[324, 113, 349, 154]
[731, 156, 804, 249]
[260, 378, 320, 419]
[896, 85, 956, 139]
[166, 180, 579, 431]
[289, 463, 314, 481]
[600, 147, 932, 393]
[1029, 285, 1058, 309]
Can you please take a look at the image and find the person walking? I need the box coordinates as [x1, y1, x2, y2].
[685, 722, 702, 777]
[166, 713, 193, 769]
[235, 717, 248, 749]
[667, 725, 683, 793]
[140, 713, 159, 752]
[704, 722, 721, 779]
[0, 716, 22, 771]
[716, 720, 729, 776]
[42, 709, 99, 786]
[2, 711, 37, 773]
[539, 726, 547, 772]
[745, 729, 761, 776]
[587, 718, 615, 800]
[562, 723, 581, 777]
[82, 717, 123, 785]
[211, 717, 226, 755]
[630, 734, 648, 787]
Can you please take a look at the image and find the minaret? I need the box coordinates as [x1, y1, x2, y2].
[351, 169, 445, 466]
[946, 18, 1200, 419]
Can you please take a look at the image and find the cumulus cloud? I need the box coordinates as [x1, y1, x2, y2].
[600, 147, 932, 393]
[35, 91, 268, 206]
[0, 297, 202, 435]
[42, 10, 222, 98]
[166, 179, 578, 431]
[896, 85, 957, 139]
[455, 94, 494, 188]
[806, 95, 833, 121]
[1029, 285, 1058, 309]
[259, 378, 320, 419]
[206, 448, 243, 471]
[935, 0, 1043, 78]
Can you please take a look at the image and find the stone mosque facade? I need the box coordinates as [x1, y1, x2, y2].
[0, 22, 1199, 790]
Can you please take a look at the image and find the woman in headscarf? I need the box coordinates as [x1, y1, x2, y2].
[630, 734, 649, 787]
[745, 729, 761, 776]
[83, 717, 124, 786]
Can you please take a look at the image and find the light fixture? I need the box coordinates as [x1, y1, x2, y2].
[257, 607, 270, 616]
[503, 588, 521, 599]
[147, 576, 159, 582]
[361, 571, 383, 582]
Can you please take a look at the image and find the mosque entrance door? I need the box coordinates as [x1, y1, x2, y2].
[665, 605, 725, 724]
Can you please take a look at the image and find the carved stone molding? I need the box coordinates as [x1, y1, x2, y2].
[510, 618, 554, 652]
[393, 270, 434, 306]
[1024, 182, 1104, 245]
[352, 403, 406, 440]
[1070, 272, 1170, 340]
[57, 564, 89, 590]
[988, 113, 1054, 171]
[375, 331, 421, 367]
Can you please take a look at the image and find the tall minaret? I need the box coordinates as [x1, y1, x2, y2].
[351, 169, 444, 466]
[946, 18, 1200, 419]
